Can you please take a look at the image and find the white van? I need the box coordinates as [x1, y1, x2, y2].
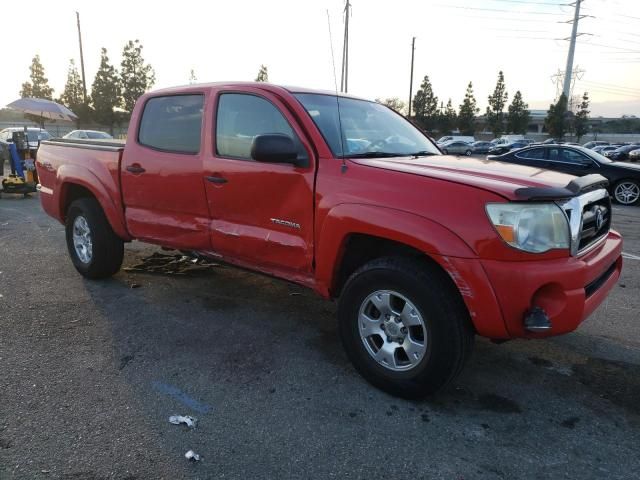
[436, 135, 475, 145]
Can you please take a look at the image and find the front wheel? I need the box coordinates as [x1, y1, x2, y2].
[441, 149, 448, 155]
[613, 180, 640, 205]
[338, 257, 474, 398]
[465, 150, 472, 156]
[65, 197, 124, 279]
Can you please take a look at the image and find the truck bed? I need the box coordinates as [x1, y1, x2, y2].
[36, 138, 130, 239]
[44, 138, 126, 150]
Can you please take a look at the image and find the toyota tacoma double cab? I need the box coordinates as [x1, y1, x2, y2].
[36, 82, 623, 398]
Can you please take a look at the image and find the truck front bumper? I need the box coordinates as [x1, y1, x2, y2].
[439, 231, 623, 339]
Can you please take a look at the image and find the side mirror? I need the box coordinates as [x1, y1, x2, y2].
[250, 134, 300, 166]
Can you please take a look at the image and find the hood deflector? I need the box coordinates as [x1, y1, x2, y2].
[514, 174, 609, 201]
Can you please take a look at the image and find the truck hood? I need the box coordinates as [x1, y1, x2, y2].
[351, 154, 576, 200]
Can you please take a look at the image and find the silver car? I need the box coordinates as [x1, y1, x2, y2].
[63, 130, 113, 140]
[440, 140, 473, 156]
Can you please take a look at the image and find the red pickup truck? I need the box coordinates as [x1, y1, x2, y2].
[36, 82, 623, 398]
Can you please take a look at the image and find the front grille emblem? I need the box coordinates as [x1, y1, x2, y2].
[595, 208, 604, 230]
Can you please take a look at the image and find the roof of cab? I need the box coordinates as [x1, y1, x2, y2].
[144, 82, 370, 102]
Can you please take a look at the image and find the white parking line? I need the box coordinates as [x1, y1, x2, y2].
[622, 252, 640, 261]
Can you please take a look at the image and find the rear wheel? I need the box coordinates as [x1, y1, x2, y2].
[65, 197, 124, 279]
[442, 149, 448, 155]
[338, 257, 474, 398]
[613, 180, 640, 206]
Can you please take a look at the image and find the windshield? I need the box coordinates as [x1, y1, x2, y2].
[294, 93, 440, 158]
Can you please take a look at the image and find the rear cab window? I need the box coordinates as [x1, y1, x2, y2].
[138, 94, 204, 153]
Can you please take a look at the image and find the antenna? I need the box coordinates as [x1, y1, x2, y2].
[326, 9, 348, 172]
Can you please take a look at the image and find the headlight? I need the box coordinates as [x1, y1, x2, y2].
[486, 203, 570, 253]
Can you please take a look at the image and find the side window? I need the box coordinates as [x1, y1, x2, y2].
[560, 149, 592, 165]
[516, 148, 545, 160]
[216, 93, 305, 161]
[138, 94, 204, 153]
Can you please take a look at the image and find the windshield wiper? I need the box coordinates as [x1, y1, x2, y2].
[408, 151, 438, 158]
[344, 151, 403, 159]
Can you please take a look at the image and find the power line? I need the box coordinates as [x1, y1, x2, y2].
[490, 0, 572, 5]
[580, 80, 640, 94]
[434, 4, 566, 15]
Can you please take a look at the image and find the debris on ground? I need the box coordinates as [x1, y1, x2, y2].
[123, 252, 219, 276]
[169, 414, 197, 428]
[185, 450, 201, 461]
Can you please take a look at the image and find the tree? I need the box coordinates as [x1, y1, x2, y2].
[507, 90, 530, 135]
[58, 59, 91, 127]
[120, 40, 156, 114]
[189, 69, 197, 84]
[376, 97, 406, 114]
[545, 94, 568, 140]
[412, 75, 439, 131]
[20, 54, 54, 100]
[255, 65, 269, 82]
[574, 92, 590, 141]
[486, 71, 508, 137]
[438, 98, 457, 134]
[458, 82, 479, 135]
[91, 48, 121, 133]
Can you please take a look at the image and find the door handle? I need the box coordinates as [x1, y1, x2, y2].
[126, 164, 146, 174]
[205, 175, 228, 184]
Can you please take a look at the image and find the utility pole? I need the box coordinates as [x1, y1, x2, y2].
[76, 11, 88, 103]
[408, 37, 416, 117]
[340, 0, 351, 93]
[562, 0, 582, 99]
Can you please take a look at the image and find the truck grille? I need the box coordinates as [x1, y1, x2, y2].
[578, 196, 611, 252]
[560, 188, 611, 256]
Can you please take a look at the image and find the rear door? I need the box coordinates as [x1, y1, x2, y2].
[121, 93, 212, 250]
[202, 88, 315, 273]
[513, 147, 548, 168]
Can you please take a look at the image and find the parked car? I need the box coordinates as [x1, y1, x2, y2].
[440, 140, 473, 155]
[629, 149, 640, 162]
[35, 82, 622, 398]
[63, 130, 113, 140]
[489, 144, 640, 205]
[593, 145, 620, 154]
[583, 141, 609, 149]
[436, 135, 475, 145]
[563, 142, 581, 146]
[605, 144, 640, 161]
[542, 138, 560, 144]
[487, 140, 530, 155]
[471, 141, 493, 154]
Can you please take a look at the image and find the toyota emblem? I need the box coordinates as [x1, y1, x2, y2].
[596, 208, 604, 230]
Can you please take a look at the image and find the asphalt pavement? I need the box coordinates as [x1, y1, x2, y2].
[1, 195, 639, 480]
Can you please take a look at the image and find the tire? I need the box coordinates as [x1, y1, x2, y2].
[465, 150, 472, 156]
[613, 180, 640, 206]
[65, 197, 124, 279]
[442, 149, 448, 155]
[338, 257, 474, 398]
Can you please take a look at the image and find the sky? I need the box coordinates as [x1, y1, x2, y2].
[2, 0, 639, 117]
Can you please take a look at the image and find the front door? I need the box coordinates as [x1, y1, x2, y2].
[202, 89, 315, 273]
[121, 93, 211, 250]
[547, 147, 595, 176]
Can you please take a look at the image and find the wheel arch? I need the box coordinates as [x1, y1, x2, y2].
[56, 165, 130, 240]
[315, 204, 477, 299]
